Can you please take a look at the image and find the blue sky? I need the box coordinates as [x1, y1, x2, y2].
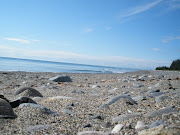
[0, 0, 180, 69]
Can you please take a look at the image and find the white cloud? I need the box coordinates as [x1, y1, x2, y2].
[84, 28, 94, 33]
[4, 38, 30, 44]
[105, 27, 112, 31]
[119, 0, 162, 18]
[152, 48, 161, 51]
[161, 36, 180, 43]
[0, 45, 171, 69]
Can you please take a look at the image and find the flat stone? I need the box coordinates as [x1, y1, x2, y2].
[145, 106, 178, 118]
[112, 113, 141, 122]
[26, 124, 51, 133]
[149, 89, 160, 93]
[133, 83, 144, 88]
[19, 103, 57, 116]
[15, 87, 43, 97]
[87, 114, 103, 120]
[149, 120, 164, 129]
[155, 95, 171, 103]
[139, 125, 180, 135]
[78, 131, 110, 135]
[132, 96, 146, 101]
[0, 98, 16, 119]
[111, 124, 124, 133]
[49, 75, 72, 82]
[155, 74, 164, 79]
[149, 92, 164, 98]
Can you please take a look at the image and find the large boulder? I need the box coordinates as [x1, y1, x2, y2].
[0, 98, 16, 119]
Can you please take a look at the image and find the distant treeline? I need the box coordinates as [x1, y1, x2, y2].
[156, 59, 180, 70]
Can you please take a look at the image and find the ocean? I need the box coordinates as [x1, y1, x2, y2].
[0, 57, 137, 73]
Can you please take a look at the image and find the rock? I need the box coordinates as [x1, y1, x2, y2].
[123, 90, 130, 94]
[149, 89, 160, 93]
[0, 98, 16, 119]
[83, 123, 91, 128]
[132, 96, 146, 101]
[99, 95, 136, 109]
[145, 106, 178, 118]
[71, 90, 84, 94]
[19, 103, 57, 116]
[149, 120, 164, 129]
[14, 87, 43, 97]
[49, 75, 72, 82]
[112, 113, 141, 122]
[26, 124, 51, 133]
[155, 95, 171, 103]
[62, 109, 73, 115]
[87, 114, 103, 120]
[138, 75, 148, 81]
[91, 85, 101, 88]
[149, 92, 164, 98]
[111, 124, 124, 133]
[138, 125, 180, 135]
[135, 121, 148, 131]
[109, 88, 118, 93]
[155, 74, 164, 79]
[77, 131, 110, 135]
[133, 83, 144, 88]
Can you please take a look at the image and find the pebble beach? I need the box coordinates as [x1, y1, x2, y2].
[0, 70, 180, 135]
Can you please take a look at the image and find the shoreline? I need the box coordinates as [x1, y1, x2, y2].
[0, 70, 179, 134]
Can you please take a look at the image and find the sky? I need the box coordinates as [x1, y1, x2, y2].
[0, 0, 180, 69]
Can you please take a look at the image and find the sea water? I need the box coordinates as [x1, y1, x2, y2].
[0, 57, 137, 73]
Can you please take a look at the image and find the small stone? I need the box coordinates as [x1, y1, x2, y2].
[87, 114, 102, 120]
[112, 113, 141, 122]
[132, 96, 146, 101]
[26, 124, 51, 133]
[149, 120, 164, 129]
[138, 125, 180, 135]
[83, 123, 92, 128]
[149, 89, 160, 93]
[155, 95, 171, 103]
[14, 87, 43, 97]
[111, 124, 124, 133]
[133, 83, 144, 88]
[155, 74, 164, 79]
[135, 121, 148, 131]
[145, 106, 178, 118]
[77, 131, 110, 135]
[49, 75, 72, 82]
[91, 85, 101, 88]
[149, 92, 164, 98]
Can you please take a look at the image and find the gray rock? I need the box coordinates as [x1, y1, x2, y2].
[62, 109, 73, 115]
[112, 113, 141, 122]
[133, 83, 144, 88]
[155, 74, 164, 79]
[0, 98, 16, 119]
[99, 95, 136, 109]
[155, 95, 171, 103]
[15, 87, 43, 97]
[149, 120, 164, 129]
[49, 75, 72, 82]
[145, 106, 178, 118]
[138, 75, 148, 81]
[78, 131, 110, 135]
[26, 124, 51, 132]
[132, 96, 146, 101]
[17, 96, 37, 104]
[149, 89, 160, 93]
[19, 103, 57, 116]
[123, 90, 130, 94]
[71, 90, 84, 94]
[87, 114, 103, 120]
[149, 92, 164, 98]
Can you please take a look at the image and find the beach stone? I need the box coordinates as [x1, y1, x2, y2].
[149, 120, 164, 129]
[138, 75, 148, 81]
[49, 75, 72, 82]
[155, 74, 164, 79]
[26, 124, 51, 133]
[19, 103, 57, 116]
[99, 95, 136, 109]
[132, 96, 146, 101]
[71, 90, 84, 94]
[15, 87, 43, 97]
[133, 83, 144, 88]
[83, 123, 92, 128]
[135, 121, 148, 131]
[77, 131, 110, 135]
[112, 113, 141, 122]
[91, 85, 101, 88]
[138, 125, 180, 135]
[145, 106, 178, 118]
[123, 90, 130, 94]
[87, 114, 102, 120]
[149, 92, 164, 98]
[155, 95, 171, 103]
[62, 109, 73, 115]
[149, 89, 160, 93]
[17, 96, 37, 104]
[111, 124, 124, 133]
[0, 98, 16, 119]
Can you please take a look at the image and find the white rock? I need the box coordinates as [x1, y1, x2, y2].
[135, 121, 148, 130]
[111, 124, 124, 133]
[91, 85, 100, 88]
